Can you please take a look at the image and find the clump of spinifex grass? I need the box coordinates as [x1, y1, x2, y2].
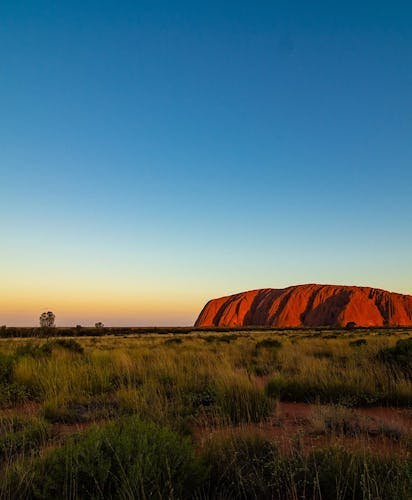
[265, 371, 411, 406]
[378, 337, 412, 377]
[14, 338, 84, 358]
[212, 376, 274, 425]
[0, 330, 410, 498]
[0, 417, 206, 500]
[2, 420, 410, 500]
[10, 339, 273, 430]
[201, 432, 411, 500]
[264, 336, 412, 406]
[0, 415, 51, 463]
[308, 405, 408, 441]
[2, 332, 412, 414]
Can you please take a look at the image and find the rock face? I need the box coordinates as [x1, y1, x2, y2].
[195, 284, 412, 328]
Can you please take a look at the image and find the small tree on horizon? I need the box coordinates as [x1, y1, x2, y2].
[95, 322, 104, 329]
[39, 311, 56, 328]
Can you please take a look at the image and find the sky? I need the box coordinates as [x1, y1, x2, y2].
[1, 1, 411, 326]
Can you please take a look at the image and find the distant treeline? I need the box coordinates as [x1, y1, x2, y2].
[0, 325, 410, 338]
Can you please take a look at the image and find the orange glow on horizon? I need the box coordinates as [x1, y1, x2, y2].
[0, 282, 206, 326]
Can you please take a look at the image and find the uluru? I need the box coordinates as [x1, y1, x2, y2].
[195, 284, 412, 328]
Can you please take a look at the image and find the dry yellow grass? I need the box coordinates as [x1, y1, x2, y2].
[0, 329, 410, 499]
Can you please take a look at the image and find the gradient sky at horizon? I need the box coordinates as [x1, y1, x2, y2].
[1, 1, 412, 326]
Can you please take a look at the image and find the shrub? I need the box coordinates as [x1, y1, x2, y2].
[204, 334, 239, 343]
[378, 338, 412, 376]
[0, 353, 14, 384]
[255, 339, 282, 350]
[0, 354, 29, 406]
[14, 342, 53, 358]
[186, 384, 217, 410]
[0, 383, 31, 406]
[5, 418, 206, 499]
[265, 375, 382, 406]
[346, 321, 357, 329]
[58, 328, 78, 336]
[349, 339, 367, 347]
[312, 349, 334, 359]
[50, 338, 84, 354]
[164, 337, 183, 345]
[15, 339, 84, 359]
[0, 416, 50, 461]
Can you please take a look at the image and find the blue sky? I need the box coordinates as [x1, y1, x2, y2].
[1, 1, 411, 325]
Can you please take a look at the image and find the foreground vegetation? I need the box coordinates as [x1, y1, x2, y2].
[0, 329, 410, 498]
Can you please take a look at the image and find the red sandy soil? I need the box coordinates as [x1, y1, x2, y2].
[195, 402, 412, 457]
[195, 284, 412, 328]
[1, 401, 410, 457]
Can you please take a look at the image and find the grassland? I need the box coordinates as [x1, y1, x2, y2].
[0, 328, 410, 499]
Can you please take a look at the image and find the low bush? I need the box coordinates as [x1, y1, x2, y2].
[14, 339, 84, 359]
[14, 342, 53, 358]
[203, 334, 239, 343]
[312, 349, 334, 359]
[0, 353, 14, 384]
[164, 337, 183, 345]
[3, 418, 206, 499]
[0, 354, 31, 406]
[255, 339, 282, 350]
[265, 375, 387, 406]
[50, 338, 84, 354]
[378, 338, 412, 376]
[0, 382, 31, 406]
[0, 416, 50, 461]
[349, 339, 367, 347]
